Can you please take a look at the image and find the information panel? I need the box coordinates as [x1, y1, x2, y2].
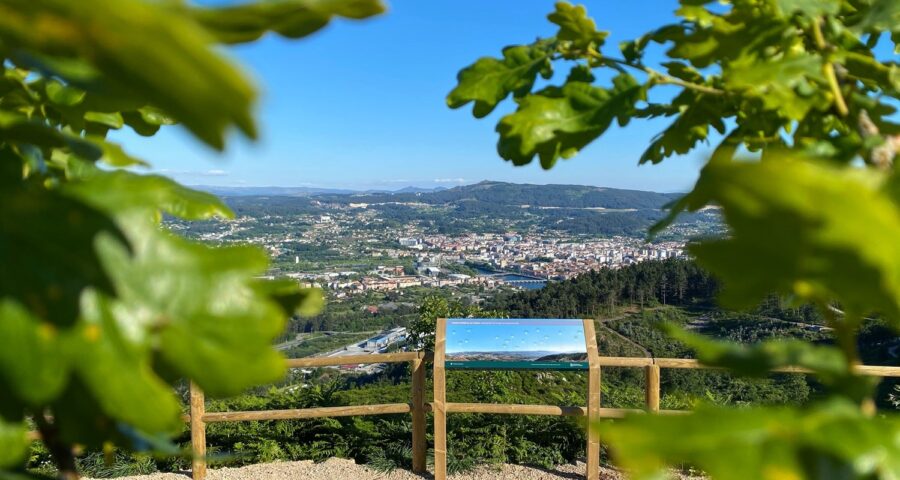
[444, 318, 588, 370]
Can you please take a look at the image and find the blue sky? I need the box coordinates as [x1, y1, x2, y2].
[112, 1, 708, 192]
[446, 319, 587, 354]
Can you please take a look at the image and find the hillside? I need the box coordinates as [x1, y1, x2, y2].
[209, 181, 716, 238]
[316, 180, 682, 209]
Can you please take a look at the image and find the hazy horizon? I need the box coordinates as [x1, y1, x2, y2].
[113, 0, 706, 193]
[189, 179, 689, 195]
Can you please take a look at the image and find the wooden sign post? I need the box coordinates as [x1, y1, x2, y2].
[583, 319, 601, 480]
[434, 317, 448, 480]
[432, 318, 600, 480]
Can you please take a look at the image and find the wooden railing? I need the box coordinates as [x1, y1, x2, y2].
[187, 352, 900, 480]
[189, 351, 430, 479]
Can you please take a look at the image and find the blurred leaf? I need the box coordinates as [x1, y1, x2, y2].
[657, 158, 900, 324]
[44, 80, 85, 107]
[50, 377, 124, 449]
[497, 75, 644, 168]
[0, 300, 68, 406]
[73, 291, 182, 435]
[0, 184, 124, 326]
[774, 0, 840, 17]
[65, 167, 232, 221]
[0, 416, 28, 469]
[841, 52, 900, 94]
[602, 400, 900, 480]
[187, 0, 385, 44]
[0, 0, 258, 149]
[92, 224, 287, 397]
[0, 112, 101, 160]
[84, 111, 124, 129]
[447, 42, 554, 118]
[662, 324, 875, 402]
[88, 138, 150, 168]
[254, 278, 324, 317]
[847, 0, 900, 34]
[724, 54, 827, 120]
[61, 168, 288, 396]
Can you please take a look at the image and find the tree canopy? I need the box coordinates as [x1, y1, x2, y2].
[450, 1, 900, 478]
[0, 0, 382, 478]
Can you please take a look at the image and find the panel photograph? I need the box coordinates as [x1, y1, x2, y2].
[445, 318, 588, 370]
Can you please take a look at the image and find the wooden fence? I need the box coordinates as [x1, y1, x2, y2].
[188, 351, 900, 480]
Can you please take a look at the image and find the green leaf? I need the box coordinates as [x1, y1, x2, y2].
[93, 224, 288, 397]
[841, 52, 900, 94]
[547, 2, 608, 51]
[0, 112, 101, 161]
[661, 158, 900, 324]
[496, 74, 644, 168]
[774, 0, 840, 18]
[61, 168, 290, 397]
[847, 0, 900, 34]
[447, 43, 554, 118]
[0, 416, 28, 469]
[640, 89, 728, 164]
[65, 167, 232, 221]
[88, 138, 150, 168]
[84, 111, 124, 129]
[44, 80, 85, 107]
[187, 0, 385, 44]
[662, 324, 875, 402]
[0, 0, 258, 149]
[72, 291, 182, 435]
[120, 107, 176, 138]
[0, 300, 68, 406]
[253, 278, 324, 317]
[603, 400, 900, 480]
[0, 183, 124, 326]
[724, 54, 827, 120]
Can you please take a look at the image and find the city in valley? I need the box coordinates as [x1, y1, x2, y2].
[167, 181, 719, 367]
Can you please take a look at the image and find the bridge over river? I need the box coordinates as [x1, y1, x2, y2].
[473, 266, 548, 289]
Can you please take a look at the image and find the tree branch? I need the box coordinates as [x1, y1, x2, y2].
[811, 19, 849, 117]
[587, 51, 726, 96]
[33, 413, 80, 480]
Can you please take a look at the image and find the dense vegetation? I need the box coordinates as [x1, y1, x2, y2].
[31, 259, 898, 477]
[450, 0, 900, 477]
[0, 1, 381, 478]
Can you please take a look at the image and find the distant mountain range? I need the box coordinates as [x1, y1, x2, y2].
[193, 185, 450, 197]
[446, 350, 587, 362]
[200, 180, 680, 209]
[204, 181, 712, 237]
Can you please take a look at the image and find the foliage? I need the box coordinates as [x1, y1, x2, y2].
[450, 1, 900, 478]
[0, 0, 382, 477]
[407, 295, 505, 350]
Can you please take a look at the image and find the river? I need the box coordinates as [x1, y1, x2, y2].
[472, 266, 548, 290]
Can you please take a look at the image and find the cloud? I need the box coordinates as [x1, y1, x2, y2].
[433, 178, 467, 184]
[158, 168, 229, 177]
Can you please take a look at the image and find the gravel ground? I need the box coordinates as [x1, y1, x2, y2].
[94, 458, 701, 480]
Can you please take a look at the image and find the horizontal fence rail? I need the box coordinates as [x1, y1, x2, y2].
[187, 352, 900, 480]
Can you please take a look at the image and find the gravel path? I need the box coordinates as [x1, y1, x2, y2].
[95, 458, 627, 480]
[95, 458, 704, 480]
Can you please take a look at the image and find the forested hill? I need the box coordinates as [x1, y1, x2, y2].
[317, 180, 682, 209]
[489, 259, 720, 318]
[209, 181, 717, 237]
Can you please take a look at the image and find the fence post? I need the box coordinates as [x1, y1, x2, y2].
[433, 318, 448, 480]
[645, 364, 660, 413]
[410, 353, 426, 473]
[582, 319, 601, 480]
[190, 382, 207, 480]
